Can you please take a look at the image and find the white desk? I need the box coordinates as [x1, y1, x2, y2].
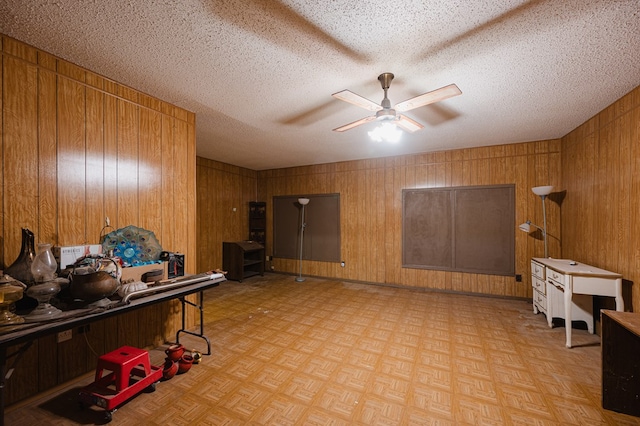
[532, 258, 623, 348]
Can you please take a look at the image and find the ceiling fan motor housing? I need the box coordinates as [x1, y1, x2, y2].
[376, 108, 396, 120]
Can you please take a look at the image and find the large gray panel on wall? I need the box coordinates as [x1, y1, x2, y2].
[403, 185, 515, 276]
[273, 194, 340, 262]
[403, 189, 453, 269]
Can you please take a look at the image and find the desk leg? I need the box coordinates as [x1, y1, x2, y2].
[614, 278, 624, 312]
[546, 281, 554, 328]
[565, 277, 573, 348]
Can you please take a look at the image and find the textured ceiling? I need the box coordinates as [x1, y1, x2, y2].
[1, 1, 639, 170]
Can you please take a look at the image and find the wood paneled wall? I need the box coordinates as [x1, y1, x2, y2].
[1, 35, 197, 404]
[256, 141, 561, 298]
[196, 157, 257, 272]
[562, 85, 640, 314]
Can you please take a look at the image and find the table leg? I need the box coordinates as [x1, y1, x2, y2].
[176, 291, 211, 355]
[565, 277, 573, 348]
[614, 278, 624, 311]
[0, 341, 33, 425]
[0, 346, 5, 426]
[545, 281, 553, 328]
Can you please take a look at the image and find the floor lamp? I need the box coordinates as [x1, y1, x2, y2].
[296, 198, 310, 282]
[519, 185, 553, 258]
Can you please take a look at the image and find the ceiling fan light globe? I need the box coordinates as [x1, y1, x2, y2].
[369, 122, 401, 143]
[368, 129, 383, 142]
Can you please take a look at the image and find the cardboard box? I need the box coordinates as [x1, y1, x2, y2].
[53, 245, 103, 270]
[120, 262, 168, 283]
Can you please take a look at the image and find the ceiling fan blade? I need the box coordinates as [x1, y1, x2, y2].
[396, 115, 424, 133]
[332, 90, 383, 112]
[395, 84, 462, 112]
[332, 115, 377, 132]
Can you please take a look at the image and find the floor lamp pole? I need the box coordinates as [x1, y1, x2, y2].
[296, 198, 310, 282]
[531, 185, 553, 258]
[519, 186, 553, 258]
[541, 194, 548, 258]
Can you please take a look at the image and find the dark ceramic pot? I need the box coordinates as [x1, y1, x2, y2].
[165, 343, 184, 362]
[178, 354, 194, 374]
[69, 257, 120, 302]
[162, 358, 178, 380]
[69, 270, 118, 301]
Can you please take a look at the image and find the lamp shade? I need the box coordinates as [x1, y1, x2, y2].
[532, 186, 554, 196]
[298, 198, 310, 206]
[519, 222, 532, 233]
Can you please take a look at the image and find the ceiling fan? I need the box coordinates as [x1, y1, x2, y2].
[331, 72, 461, 133]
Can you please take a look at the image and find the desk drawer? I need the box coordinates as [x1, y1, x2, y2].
[534, 289, 547, 311]
[531, 261, 545, 280]
[547, 278, 564, 290]
[547, 269, 564, 286]
[532, 276, 546, 295]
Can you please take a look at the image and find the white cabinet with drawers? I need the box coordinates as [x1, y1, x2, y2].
[530, 258, 594, 334]
[531, 259, 547, 315]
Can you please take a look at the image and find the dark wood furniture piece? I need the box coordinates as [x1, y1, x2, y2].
[601, 309, 640, 417]
[222, 241, 265, 282]
[249, 201, 266, 244]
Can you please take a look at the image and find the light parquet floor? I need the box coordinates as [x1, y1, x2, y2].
[6, 273, 640, 425]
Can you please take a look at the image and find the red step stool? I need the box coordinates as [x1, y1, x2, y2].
[79, 345, 163, 422]
[94, 345, 152, 391]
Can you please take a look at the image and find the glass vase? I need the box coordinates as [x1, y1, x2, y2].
[4, 228, 36, 285]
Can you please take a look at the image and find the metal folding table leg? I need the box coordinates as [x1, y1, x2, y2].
[0, 341, 33, 426]
[176, 291, 211, 355]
